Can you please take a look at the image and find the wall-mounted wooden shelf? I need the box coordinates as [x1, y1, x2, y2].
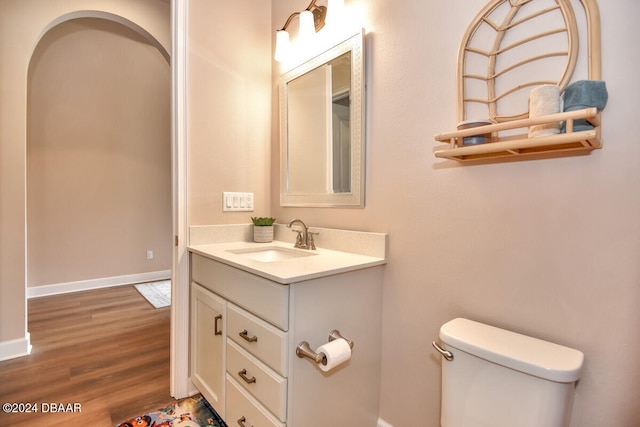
[435, 0, 603, 163]
[434, 108, 601, 162]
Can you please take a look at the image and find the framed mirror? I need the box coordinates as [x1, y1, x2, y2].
[279, 30, 365, 207]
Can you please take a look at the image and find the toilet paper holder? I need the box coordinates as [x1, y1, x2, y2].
[296, 329, 354, 365]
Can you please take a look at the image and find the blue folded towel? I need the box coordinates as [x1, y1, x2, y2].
[561, 80, 608, 132]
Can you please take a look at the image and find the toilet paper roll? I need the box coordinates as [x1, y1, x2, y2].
[528, 85, 562, 138]
[316, 338, 352, 372]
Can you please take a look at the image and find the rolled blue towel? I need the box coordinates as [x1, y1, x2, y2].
[561, 80, 608, 132]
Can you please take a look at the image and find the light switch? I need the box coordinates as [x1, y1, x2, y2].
[223, 192, 254, 212]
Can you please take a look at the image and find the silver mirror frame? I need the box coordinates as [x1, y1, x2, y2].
[279, 30, 365, 207]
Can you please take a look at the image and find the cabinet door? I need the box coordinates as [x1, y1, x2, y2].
[191, 282, 226, 416]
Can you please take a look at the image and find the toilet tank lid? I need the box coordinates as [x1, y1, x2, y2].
[439, 318, 584, 383]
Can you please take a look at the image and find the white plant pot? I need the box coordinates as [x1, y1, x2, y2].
[253, 225, 274, 243]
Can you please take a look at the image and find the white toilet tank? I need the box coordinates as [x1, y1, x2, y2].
[435, 318, 584, 427]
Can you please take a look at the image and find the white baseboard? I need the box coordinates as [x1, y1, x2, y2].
[27, 270, 171, 299]
[378, 418, 394, 427]
[0, 333, 31, 362]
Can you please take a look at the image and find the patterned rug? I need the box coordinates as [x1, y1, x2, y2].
[135, 280, 171, 308]
[115, 394, 226, 427]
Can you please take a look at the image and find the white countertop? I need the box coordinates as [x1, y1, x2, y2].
[189, 240, 386, 284]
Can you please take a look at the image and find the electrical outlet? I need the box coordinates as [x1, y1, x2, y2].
[146, 250, 154, 260]
[223, 192, 254, 212]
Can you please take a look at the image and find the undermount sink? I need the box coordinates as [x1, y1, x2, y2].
[227, 246, 318, 263]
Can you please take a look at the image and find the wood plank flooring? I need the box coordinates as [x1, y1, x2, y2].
[0, 285, 175, 426]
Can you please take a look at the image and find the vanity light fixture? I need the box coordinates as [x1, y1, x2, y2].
[325, 0, 345, 25]
[297, 9, 316, 43]
[275, 0, 344, 62]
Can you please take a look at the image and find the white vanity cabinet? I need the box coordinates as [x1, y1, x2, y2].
[189, 251, 383, 427]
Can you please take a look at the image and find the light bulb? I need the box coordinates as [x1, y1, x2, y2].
[325, 0, 345, 25]
[274, 30, 290, 62]
[298, 10, 315, 43]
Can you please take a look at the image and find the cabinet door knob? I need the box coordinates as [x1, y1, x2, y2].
[238, 368, 256, 384]
[214, 315, 222, 336]
[237, 416, 252, 427]
[239, 329, 258, 342]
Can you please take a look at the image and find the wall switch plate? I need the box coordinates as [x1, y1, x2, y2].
[223, 192, 254, 212]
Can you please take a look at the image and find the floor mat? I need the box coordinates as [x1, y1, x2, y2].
[134, 280, 171, 308]
[115, 394, 226, 427]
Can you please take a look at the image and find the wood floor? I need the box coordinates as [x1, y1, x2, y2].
[0, 285, 175, 426]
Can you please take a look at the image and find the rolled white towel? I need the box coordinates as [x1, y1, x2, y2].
[528, 85, 562, 138]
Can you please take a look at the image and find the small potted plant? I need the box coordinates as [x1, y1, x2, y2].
[251, 216, 276, 243]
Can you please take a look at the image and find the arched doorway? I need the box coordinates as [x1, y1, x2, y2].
[22, 7, 183, 397]
[0, 2, 190, 399]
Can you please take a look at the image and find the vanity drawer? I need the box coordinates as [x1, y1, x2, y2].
[227, 304, 288, 376]
[227, 340, 287, 421]
[191, 254, 289, 330]
[226, 376, 285, 427]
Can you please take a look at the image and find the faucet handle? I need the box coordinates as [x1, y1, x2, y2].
[308, 231, 319, 250]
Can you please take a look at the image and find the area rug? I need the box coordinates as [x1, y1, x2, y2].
[115, 394, 226, 427]
[135, 280, 171, 308]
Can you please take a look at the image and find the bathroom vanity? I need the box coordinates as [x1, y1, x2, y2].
[188, 224, 386, 427]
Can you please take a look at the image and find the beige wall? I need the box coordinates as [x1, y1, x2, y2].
[0, 0, 169, 357]
[270, 0, 640, 426]
[27, 18, 171, 287]
[187, 0, 272, 225]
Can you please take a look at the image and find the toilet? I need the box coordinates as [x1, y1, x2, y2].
[433, 318, 584, 427]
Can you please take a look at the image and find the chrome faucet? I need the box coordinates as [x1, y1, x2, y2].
[287, 219, 318, 250]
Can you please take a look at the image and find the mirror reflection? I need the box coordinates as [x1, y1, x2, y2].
[280, 31, 364, 207]
[287, 52, 351, 194]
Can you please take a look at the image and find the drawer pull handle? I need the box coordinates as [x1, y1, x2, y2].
[239, 329, 258, 343]
[214, 315, 222, 336]
[237, 416, 253, 427]
[238, 369, 256, 384]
